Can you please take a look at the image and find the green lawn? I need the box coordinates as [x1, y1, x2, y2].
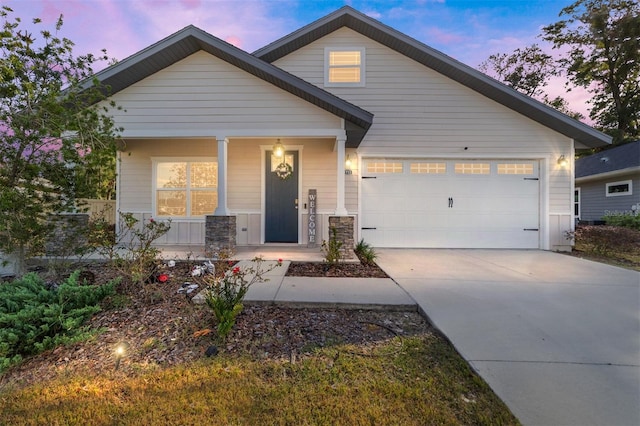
[0, 335, 518, 425]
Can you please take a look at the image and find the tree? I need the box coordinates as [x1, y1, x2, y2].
[0, 6, 121, 274]
[542, 0, 640, 143]
[479, 44, 559, 97]
[479, 44, 584, 120]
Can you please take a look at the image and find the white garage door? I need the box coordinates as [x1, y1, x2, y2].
[361, 159, 540, 248]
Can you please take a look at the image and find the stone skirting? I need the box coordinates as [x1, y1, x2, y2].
[205, 215, 236, 255]
[329, 216, 355, 259]
[45, 213, 90, 256]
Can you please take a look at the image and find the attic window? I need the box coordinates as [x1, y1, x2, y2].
[325, 47, 365, 87]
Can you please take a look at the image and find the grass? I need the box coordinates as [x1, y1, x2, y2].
[0, 335, 518, 425]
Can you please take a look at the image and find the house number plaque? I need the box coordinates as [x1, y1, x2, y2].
[308, 189, 317, 247]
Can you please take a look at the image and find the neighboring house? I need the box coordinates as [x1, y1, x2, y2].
[92, 6, 610, 252]
[575, 141, 640, 223]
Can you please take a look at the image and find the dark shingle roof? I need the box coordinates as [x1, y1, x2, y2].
[575, 141, 640, 178]
[253, 6, 611, 149]
[89, 25, 373, 147]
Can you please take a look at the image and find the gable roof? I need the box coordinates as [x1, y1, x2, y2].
[576, 141, 640, 179]
[89, 25, 373, 147]
[253, 6, 611, 149]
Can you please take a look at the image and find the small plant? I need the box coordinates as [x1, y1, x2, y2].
[321, 227, 343, 265]
[90, 212, 171, 284]
[354, 238, 377, 266]
[204, 256, 282, 342]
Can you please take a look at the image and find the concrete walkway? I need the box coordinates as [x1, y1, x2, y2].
[375, 249, 640, 426]
[241, 260, 416, 310]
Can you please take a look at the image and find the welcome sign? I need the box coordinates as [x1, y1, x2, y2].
[308, 189, 317, 247]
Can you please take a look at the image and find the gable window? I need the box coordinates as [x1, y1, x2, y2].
[154, 159, 217, 217]
[325, 47, 365, 87]
[605, 180, 632, 197]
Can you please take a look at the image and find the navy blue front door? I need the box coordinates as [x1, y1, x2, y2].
[265, 151, 298, 242]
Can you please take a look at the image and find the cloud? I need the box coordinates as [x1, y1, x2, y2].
[425, 27, 465, 45]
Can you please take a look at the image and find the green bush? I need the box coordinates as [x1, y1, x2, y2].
[0, 272, 116, 372]
[603, 213, 640, 230]
[321, 227, 343, 265]
[354, 239, 377, 266]
[575, 225, 640, 256]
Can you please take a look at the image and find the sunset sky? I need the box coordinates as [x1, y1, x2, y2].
[3, 0, 592, 119]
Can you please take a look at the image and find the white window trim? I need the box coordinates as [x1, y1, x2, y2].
[574, 187, 581, 220]
[152, 157, 217, 219]
[324, 47, 365, 87]
[605, 180, 632, 197]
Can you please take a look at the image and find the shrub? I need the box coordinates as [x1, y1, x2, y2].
[90, 212, 171, 284]
[603, 213, 640, 230]
[321, 227, 343, 265]
[204, 256, 282, 342]
[0, 271, 116, 372]
[574, 225, 640, 256]
[354, 238, 377, 266]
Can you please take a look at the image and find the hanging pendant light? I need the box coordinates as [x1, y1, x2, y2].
[272, 139, 284, 158]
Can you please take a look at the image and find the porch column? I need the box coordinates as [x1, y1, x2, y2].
[335, 137, 348, 215]
[214, 137, 229, 216]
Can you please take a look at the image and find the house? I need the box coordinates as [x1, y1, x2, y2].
[575, 141, 640, 223]
[93, 6, 611, 253]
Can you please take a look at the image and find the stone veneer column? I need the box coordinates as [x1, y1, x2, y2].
[328, 216, 354, 259]
[205, 215, 236, 255]
[45, 213, 90, 256]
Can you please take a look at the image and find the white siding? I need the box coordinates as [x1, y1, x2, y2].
[274, 28, 576, 249]
[108, 51, 342, 135]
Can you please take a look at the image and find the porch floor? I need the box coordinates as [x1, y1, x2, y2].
[159, 245, 330, 262]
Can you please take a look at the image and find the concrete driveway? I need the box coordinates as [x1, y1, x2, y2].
[375, 249, 640, 426]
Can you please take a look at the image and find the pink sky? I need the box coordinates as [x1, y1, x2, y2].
[3, 0, 593, 122]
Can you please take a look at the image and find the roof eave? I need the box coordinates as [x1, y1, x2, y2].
[576, 166, 640, 183]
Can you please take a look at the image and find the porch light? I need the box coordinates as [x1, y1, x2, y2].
[273, 139, 284, 158]
[345, 154, 353, 175]
[557, 155, 568, 167]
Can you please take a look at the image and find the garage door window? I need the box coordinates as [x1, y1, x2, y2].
[411, 162, 446, 174]
[455, 163, 490, 174]
[497, 163, 534, 175]
[366, 162, 403, 173]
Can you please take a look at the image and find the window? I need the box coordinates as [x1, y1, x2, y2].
[154, 160, 217, 217]
[325, 47, 365, 86]
[366, 161, 403, 174]
[497, 163, 534, 175]
[410, 162, 446, 174]
[574, 188, 581, 219]
[605, 180, 632, 197]
[455, 163, 490, 174]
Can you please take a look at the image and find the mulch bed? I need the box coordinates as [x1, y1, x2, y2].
[285, 261, 389, 278]
[0, 260, 425, 390]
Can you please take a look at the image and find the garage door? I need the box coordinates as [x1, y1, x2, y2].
[361, 159, 540, 248]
